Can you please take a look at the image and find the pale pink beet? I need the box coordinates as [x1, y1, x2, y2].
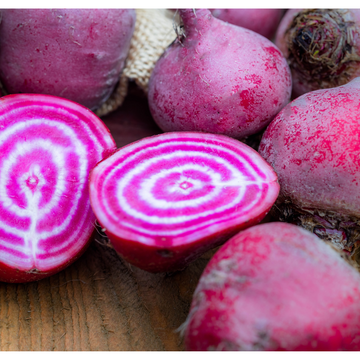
[89, 132, 279, 273]
[0, 9, 135, 110]
[259, 77, 360, 264]
[183, 222, 360, 351]
[0, 94, 116, 282]
[275, 9, 360, 98]
[148, 9, 292, 140]
[210, 9, 284, 40]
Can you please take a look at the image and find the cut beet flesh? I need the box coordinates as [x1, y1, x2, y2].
[0, 94, 116, 282]
[89, 132, 279, 272]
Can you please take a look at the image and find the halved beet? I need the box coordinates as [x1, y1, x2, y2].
[0, 94, 116, 282]
[89, 132, 279, 272]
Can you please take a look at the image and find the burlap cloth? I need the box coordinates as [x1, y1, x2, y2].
[0, 9, 177, 117]
[95, 9, 177, 117]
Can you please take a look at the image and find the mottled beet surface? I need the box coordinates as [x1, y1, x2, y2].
[183, 222, 360, 351]
[259, 78, 360, 264]
[210, 9, 284, 40]
[0, 9, 135, 110]
[89, 131, 279, 273]
[0, 94, 116, 282]
[148, 9, 291, 140]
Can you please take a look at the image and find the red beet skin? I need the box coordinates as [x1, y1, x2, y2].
[0, 9, 135, 110]
[0, 94, 116, 282]
[275, 9, 360, 97]
[183, 222, 360, 351]
[89, 132, 279, 273]
[148, 9, 291, 139]
[210, 9, 284, 40]
[259, 77, 360, 260]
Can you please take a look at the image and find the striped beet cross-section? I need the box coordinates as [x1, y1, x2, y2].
[0, 94, 116, 282]
[90, 132, 279, 273]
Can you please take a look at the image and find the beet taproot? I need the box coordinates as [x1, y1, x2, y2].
[0, 9, 135, 110]
[148, 9, 291, 140]
[89, 131, 279, 273]
[259, 77, 360, 265]
[183, 222, 360, 351]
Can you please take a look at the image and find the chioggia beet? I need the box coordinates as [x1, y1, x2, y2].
[275, 9, 360, 97]
[258, 77, 360, 265]
[0, 94, 116, 282]
[148, 9, 292, 140]
[210, 9, 284, 40]
[0, 9, 136, 110]
[182, 222, 360, 351]
[89, 132, 279, 273]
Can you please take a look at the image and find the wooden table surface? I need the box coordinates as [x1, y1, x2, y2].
[0, 88, 218, 351]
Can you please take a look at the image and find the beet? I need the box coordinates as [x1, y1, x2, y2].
[0, 94, 116, 282]
[148, 9, 291, 140]
[89, 131, 279, 273]
[210, 9, 284, 40]
[0, 9, 135, 110]
[258, 77, 360, 265]
[275, 9, 360, 97]
[183, 222, 360, 351]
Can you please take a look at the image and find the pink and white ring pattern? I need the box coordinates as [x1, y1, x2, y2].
[0, 94, 116, 277]
[90, 132, 279, 247]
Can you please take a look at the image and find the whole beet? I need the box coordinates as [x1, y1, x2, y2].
[0, 9, 136, 110]
[259, 77, 360, 264]
[183, 222, 360, 351]
[275, 9, 360, 97]
[210, 9, 284, 40]
[148, 9, 291, 140]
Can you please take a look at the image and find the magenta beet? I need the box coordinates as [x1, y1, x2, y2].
[258, 77, 360, 263]
[89, 132, 279, 273]
[210, 9, 284, 40]
[275, 9, 360, 97]
[183, 222, 360, 351]
[0, 94, 116, 282]
[148, 9, 292, 140]
[0, 9, 136, 110]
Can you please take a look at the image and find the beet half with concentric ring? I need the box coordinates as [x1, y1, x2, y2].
[89, 132, 279, 272]
[0, 94, 116, 282]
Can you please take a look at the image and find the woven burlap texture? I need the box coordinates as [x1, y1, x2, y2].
[96, 9, 176, 117]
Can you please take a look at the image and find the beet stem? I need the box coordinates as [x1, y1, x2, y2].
[178, 9, 212, 37]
